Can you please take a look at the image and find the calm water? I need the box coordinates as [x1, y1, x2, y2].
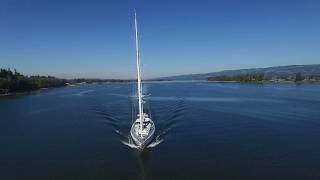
[1, 82, 320, 180]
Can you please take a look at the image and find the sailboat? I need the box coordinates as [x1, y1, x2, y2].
[130, 10, 155, 149]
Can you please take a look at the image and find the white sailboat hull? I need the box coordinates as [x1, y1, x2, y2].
[130, 118, 155, 149]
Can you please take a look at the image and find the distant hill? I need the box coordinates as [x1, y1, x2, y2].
[154, 64, 320, 81]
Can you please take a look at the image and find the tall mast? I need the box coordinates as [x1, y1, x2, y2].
[134, 10, 144, 131]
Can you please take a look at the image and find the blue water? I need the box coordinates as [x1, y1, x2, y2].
[0, 82, 320, 179]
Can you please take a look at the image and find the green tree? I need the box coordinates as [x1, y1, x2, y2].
[295, 72, 305, 82]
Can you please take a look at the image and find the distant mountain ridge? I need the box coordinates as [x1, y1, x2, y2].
[154, 64, 320, 80]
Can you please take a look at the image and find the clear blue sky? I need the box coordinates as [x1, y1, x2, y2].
[0, 0, 319, 79]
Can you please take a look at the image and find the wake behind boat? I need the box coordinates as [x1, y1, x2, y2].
[130, 10, 155, 149]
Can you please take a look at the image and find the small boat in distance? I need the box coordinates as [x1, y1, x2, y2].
[130, 10, 155, 149]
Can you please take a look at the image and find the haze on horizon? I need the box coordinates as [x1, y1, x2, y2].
[0, 0, 319, 79]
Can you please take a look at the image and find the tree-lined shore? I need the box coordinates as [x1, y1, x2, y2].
[0, 68, 67, 95]
[155, 64, 320, 81]
[1, 67, 319, 95]
[208, 73, 265, 82]
[0, 68, 132, 95]
[207, 72, 320, 83]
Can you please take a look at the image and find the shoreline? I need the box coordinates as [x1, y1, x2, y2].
[1, 80, 319, 97]
[0, 86, 62, 97]
[0, 81, 131, 97]
[0, 91, 32, 97]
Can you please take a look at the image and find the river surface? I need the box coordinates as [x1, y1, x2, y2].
[1, 81, 320, 180]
